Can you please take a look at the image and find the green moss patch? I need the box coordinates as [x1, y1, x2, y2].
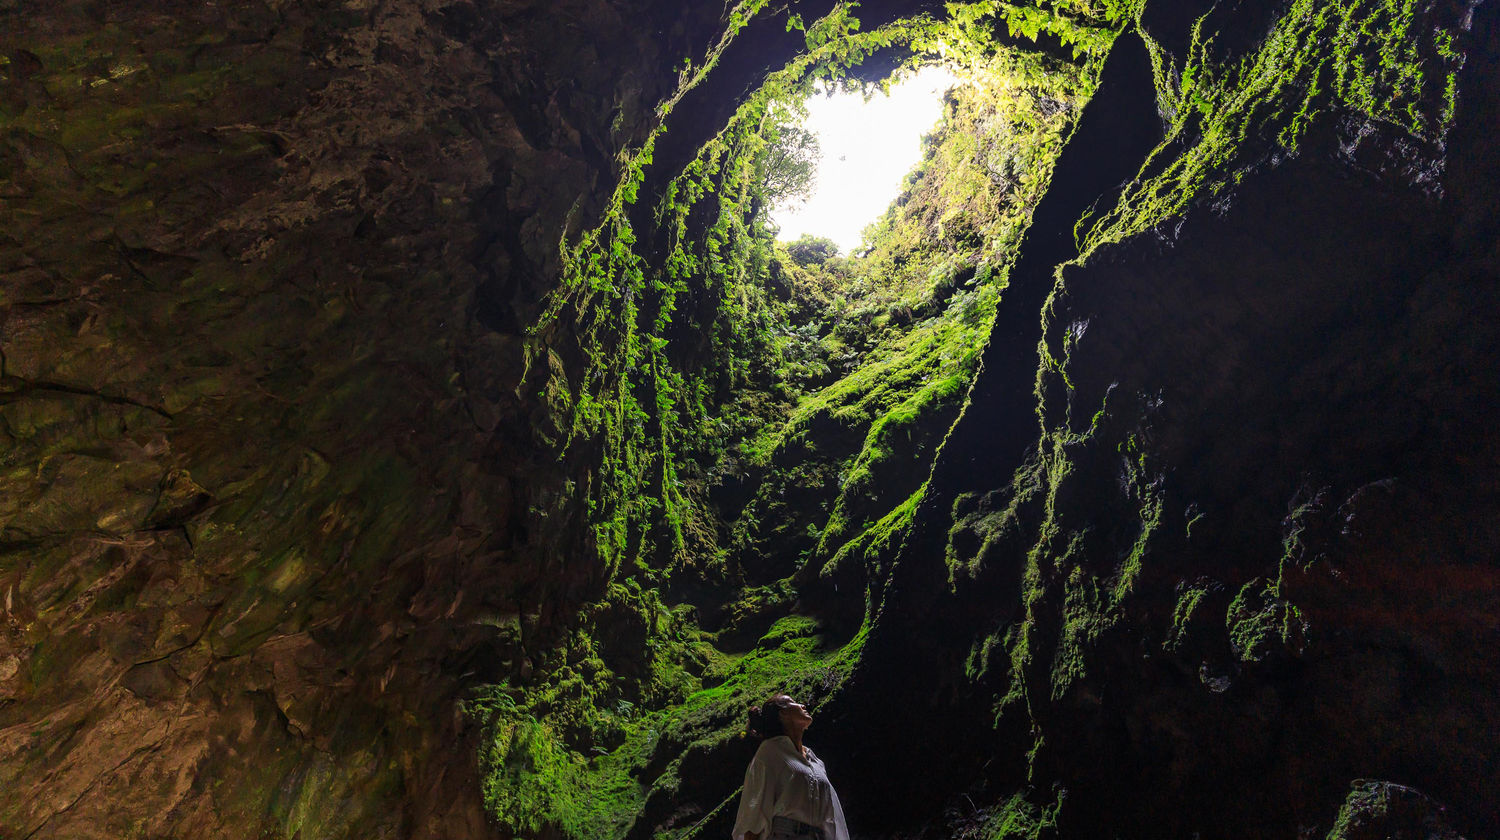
[469, 613, 863, 839]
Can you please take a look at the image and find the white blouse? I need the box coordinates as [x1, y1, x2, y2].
[731, 736, 849, 840]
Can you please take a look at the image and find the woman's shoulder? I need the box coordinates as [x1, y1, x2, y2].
[753, 736, 824, 764]
[753, 735, 794, 759]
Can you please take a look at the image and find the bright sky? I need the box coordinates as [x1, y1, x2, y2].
[771, 66, 960, 254]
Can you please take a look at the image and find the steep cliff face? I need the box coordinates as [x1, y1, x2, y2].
[838, 2, 1500, 838]
[2, 0, 1497, 839]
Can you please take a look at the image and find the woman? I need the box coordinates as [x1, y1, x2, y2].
[731, 694, 849, 840]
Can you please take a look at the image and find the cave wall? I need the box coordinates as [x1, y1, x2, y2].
[831, 1, 1500, 838]
[0, 0, 717, 836]
[3, 0, 1498, 838]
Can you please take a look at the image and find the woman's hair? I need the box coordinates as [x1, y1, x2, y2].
[745, 694, 793, 739]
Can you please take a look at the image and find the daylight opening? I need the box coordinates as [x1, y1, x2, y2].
[771, 66, 964, 254]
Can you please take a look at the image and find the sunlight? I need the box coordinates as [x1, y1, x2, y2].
[771, 66, 961, 254]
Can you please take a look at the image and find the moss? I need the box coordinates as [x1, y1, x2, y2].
[984, 790, 1062, 840]
[755, 306, 986, 466]
[1047, 533, 1105, 697]
[820, 485, 924, 586]
[1164, 583, 1209, 652]
[530, 0, 1097, 581]
[476, 5, 1118, 835]
[1326, 781, 1395, 840]
[952, 0, 1477, 798]
[957, 391, 1167, 715]
[1322, 778, 1469, 840]
[471, 698, 646, 839]
[1225, 578, 1306, 663]
[1077, 0, 1468, 258]
[470, 613, 863, 839]
[729, 56, 1089, 602]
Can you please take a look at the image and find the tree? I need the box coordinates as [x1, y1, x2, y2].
[785, 234, 840, 266]
[757, 103, 820, 213]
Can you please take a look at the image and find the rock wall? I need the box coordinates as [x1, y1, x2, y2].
[3, 0, 1498, 838]
[832, 2, 1500, 838]
[0, 1, 713, 836]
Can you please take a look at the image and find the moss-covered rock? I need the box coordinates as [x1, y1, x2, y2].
[5, 0, 1499, 837]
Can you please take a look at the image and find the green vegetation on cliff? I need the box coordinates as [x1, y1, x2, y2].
[1078, 0, 1468, 257]
[479, 2, 1117, 837]
[483, 0, 1472, 828]
[527, 0, 1119, 580]
[733, 53, 1088, 601]
[944, 0, 1476, 809]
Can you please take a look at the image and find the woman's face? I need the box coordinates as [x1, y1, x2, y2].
[777, 696, 813, 733]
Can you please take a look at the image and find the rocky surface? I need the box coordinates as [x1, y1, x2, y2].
[830, 2, 1500, 839]
[0, 1, 713, 836]
[2, 0, 1498, 838]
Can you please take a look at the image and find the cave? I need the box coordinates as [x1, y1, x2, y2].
[2, 1, 1497, 839]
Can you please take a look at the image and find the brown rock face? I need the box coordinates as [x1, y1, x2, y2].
[0, 0, 707, 836]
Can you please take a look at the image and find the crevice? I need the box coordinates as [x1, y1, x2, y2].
[0, 375, 174, 420]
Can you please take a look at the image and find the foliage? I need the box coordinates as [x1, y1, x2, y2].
[727, 62, 1092, 617]
[489, 3, 1118, 837]
[758, 101, 821, 212]
[784, 234, 841, 266]
[469, 613, 865, 839]
[1022, 0, 1467, 702]
[1076, 0, 1469, 257]
[936, 0, 1474, 800]
[858, 52, 1085, 280]
[527, 1, 937, 577]
[984, 790, 1063, 839]
[925, 0, 1138, 66]
[524, 0, 1118, 585]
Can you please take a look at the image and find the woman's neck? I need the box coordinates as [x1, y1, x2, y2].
[787, 732, 805, 756]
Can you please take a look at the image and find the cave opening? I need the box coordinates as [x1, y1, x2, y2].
[767, 65, 963, 253]
[476, 0, 1491, 832]
[488, 6, 1111, 837]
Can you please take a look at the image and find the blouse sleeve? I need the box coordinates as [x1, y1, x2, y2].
[731, 750, 773, 840]
[823, 779, 849, 840]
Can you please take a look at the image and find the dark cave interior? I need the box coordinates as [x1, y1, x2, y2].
[1, 1, 1497, 839]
